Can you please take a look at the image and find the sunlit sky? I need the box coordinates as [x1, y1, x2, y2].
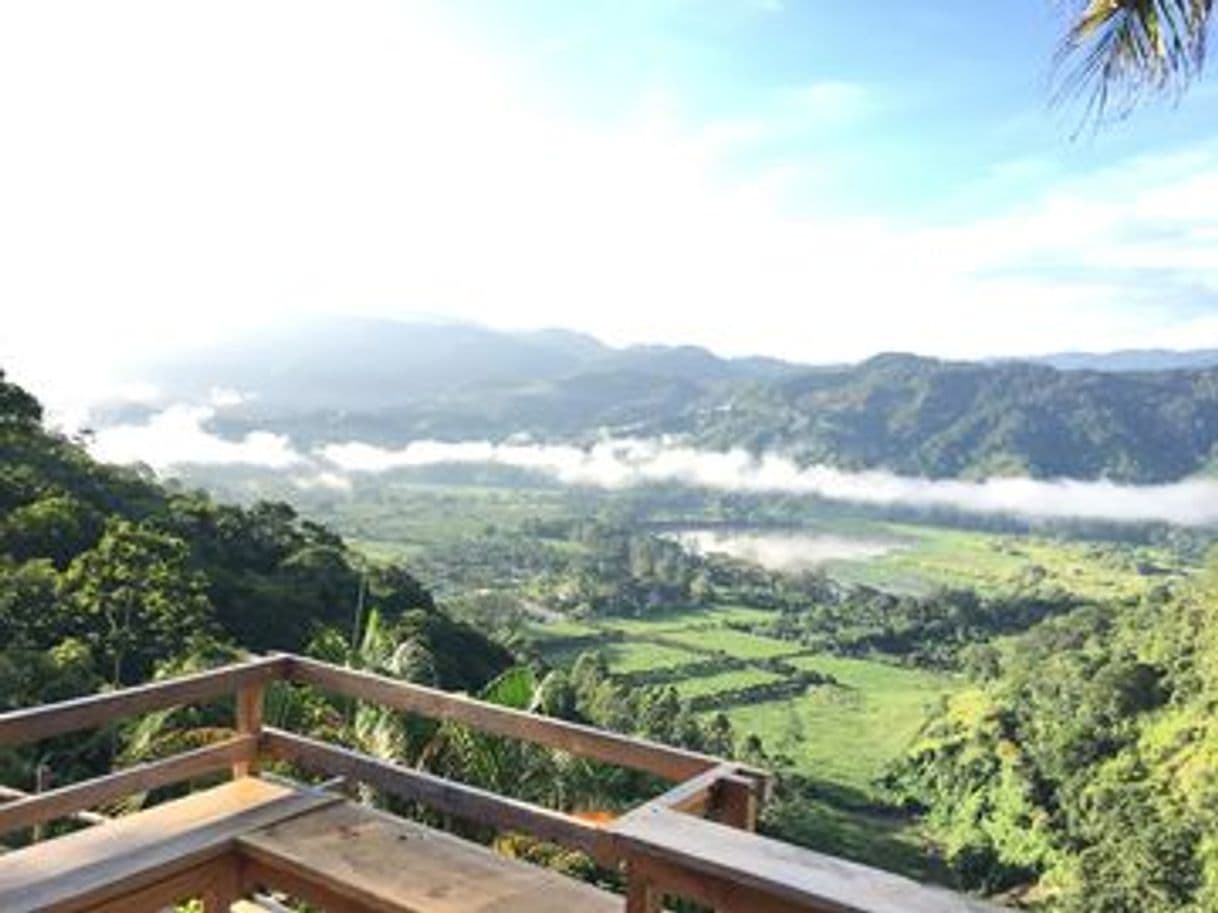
[4, 0, 1218, 410]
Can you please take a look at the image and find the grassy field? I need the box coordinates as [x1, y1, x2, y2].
[545, 638, 702, 675]
[823, 522, 1189, 600]
[727, 655, 957, 795]
[657, 626, 803, 660]
[673, 667, 786, 699]
[535, 607, 958, 799]
[523, 617, 603, 639]
[595, 603, 779, 633]
[531, 603, 960, 879]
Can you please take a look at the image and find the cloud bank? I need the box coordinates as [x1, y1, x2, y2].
[90, 405, 304, 470]
[86, 406, 1218, 527]
[672, 529, 898, 572]
[319, 437, 1218, 527]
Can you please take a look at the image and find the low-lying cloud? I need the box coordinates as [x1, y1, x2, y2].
[671, 529, 898, 572]
[320, 437, 1218, 527]
[90, 405, 304, 470]
[85, 406, 1218, 527]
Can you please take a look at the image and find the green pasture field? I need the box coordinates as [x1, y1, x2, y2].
[523, 618, 603, 640]
[594, 603, 779, 634]
[672, 667, 786, 699]
[725, 654, 958, 796]
[823, 522, 1189, 600]
[545, 638, 702, 675]
[657, 626, 803, 660]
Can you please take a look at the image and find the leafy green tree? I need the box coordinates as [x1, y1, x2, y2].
[0, 558, 62, 650]
[0, 371, 42, 427]
[59, 519, 216, 687]
[0, 493, 103, 568]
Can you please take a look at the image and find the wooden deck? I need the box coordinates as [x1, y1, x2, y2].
[0, 654, 1007, 913]
[0, 779, 336, 912]
[0, 778, 621, 913]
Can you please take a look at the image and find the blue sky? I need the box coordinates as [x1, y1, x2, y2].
[2, 0, 1218, 414]
[443, 0, 1218, 216]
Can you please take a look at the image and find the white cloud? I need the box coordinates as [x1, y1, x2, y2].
[0, 0, 1217, 417]
[319, 437, 1218, 527]
[292, 471, 353, 493]
[208, 388, 249, 409]
[90, 405, 304, 470]
[78, 411, 1218, 525]
[672, 530, 896, 572]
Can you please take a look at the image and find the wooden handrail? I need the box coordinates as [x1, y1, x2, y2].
[0, 656, 285, 748]
[0, 735, 257, 836]
[611, 806, 1004, 913]
[261, 727, 614, 863]
[284, 655, 721, 782]
[0, 656, 1009, 913]
[0, 787, 108, 826]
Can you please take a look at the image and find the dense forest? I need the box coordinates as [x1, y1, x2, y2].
[890, 559, 1218, 912]
[690, 353, 1218, 484]
[0, 368, 508, 700]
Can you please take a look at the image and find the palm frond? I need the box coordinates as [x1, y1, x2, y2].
[1054, 0, 1213, 125]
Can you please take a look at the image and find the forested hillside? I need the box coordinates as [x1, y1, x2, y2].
[0, 368, 748, 865]
[0, 367, 512, 705]
[144, 321, 1218, 484]
[690, 354, 1218, 483]
[890, 555, 1218, 912]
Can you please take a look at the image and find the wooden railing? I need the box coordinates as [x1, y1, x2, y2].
[0, 654, 1000, 913]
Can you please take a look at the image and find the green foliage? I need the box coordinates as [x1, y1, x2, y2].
[1055, 0, 1213, 125]
[0, 371, 512, 820]
[692, 353, 1218, 483]
[0, 370, 42, 427]
[890, 559, 1218, 909]
[59, 519, 215, 687]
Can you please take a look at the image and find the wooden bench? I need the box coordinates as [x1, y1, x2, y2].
[0, 779, 620, 913]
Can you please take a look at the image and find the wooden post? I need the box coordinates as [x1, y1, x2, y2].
[713, 774, 758, 831]
[625, 862, 662, 913]
[233, 682, 265, 778]
[203, 855, 243, 912]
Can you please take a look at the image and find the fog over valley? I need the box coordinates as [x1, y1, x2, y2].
[87, 400, 1218, 527]
[669, 529, 900, 572]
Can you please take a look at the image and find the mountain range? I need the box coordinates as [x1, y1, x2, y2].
[120, 318, 1218, 484]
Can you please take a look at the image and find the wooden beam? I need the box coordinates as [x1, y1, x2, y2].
[610, 807, 1004, 913]
[75, 855, 243, 913]
[0, 736, 257, 837]
[0, 778, 337, 913]
[624, 861, 663, 913]
[240, 857, 384, 913]
[261, 727, 614, 863]
[639, 762, 740, 817]
[711, 773, 759, 831]
[0, 657, 286, 748]
[624, 852, 804, 913]
[285, 656, 719, 782]
[237, 800, 621, 913]
[233, 682, 266, 778]
[0, 787, 108, 826]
